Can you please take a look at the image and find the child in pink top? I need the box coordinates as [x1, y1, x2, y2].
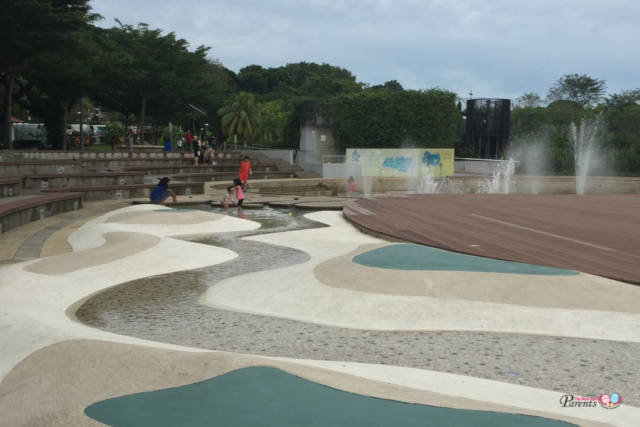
[233, 178, 245, 212]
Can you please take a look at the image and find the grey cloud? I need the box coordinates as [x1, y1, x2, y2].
[91, 0, 640, 98]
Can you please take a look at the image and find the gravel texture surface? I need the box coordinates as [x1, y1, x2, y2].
[76, 207, 640, 405]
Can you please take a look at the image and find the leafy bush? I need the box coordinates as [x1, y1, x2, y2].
[328, 89, 461, 150]
[102, 121, 125, 145]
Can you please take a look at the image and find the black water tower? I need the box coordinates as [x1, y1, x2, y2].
[464, 98, 511, 159]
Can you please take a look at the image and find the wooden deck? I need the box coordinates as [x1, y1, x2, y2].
[344, 194, 640, 284]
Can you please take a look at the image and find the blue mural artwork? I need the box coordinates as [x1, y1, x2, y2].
[422, 151, 441, 167]
[382, 156, 413, 172]
[351, 150, 361, 161]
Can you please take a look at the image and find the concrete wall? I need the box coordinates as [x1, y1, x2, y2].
[298, 122, 338, 166]
[454, 158, 519, 175]
[322, 162, 361, 179]
[209, 175, 640, 197]
[299, 161, 323, 176]
[240, 149, 294, 165]
[346, 148, 454, 177]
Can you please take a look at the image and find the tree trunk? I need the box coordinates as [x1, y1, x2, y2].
[3, 73, 15, 149]
[139, 96, 146, 144]
[61, 106, 68, 151]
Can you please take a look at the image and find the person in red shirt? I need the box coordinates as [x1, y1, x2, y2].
[184, 130, 193, 150]
[238, 156, 252, 189]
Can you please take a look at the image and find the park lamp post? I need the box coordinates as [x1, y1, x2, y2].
[77, 110, 83, 152]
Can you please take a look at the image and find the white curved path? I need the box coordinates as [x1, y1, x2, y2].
[201, 211, 640, 342]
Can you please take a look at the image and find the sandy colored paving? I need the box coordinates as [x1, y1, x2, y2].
[315, 243, 640, 313]
[0, 339, 614, 427]
[106, 209, 223, 225]
[24, 232, 160, 275]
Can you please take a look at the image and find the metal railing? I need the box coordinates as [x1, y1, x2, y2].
[322, 155, 346, 163]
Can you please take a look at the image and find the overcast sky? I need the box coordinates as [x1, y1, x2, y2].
[90, 0, 639, 100]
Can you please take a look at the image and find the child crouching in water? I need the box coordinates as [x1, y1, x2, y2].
[221, 185, 235, 209]
[233, 178, 245, 212]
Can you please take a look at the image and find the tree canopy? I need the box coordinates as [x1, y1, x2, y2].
[0, 0, 97, 148]
[546, 73, 606, 107]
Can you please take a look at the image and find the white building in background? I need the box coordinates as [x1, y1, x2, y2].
[297, 107, 339, 176]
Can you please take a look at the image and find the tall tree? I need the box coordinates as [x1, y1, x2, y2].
[24, 25, 99, 149]
[96, 23, 212, 144]
[0, 0, 95, 148]
[253, 100, 289, 145]
[515, 92, 542, 108]
[217, 92, 261, 143]
[546, 73, 606, 107]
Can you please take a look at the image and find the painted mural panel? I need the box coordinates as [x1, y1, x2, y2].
[346, 148, 454, 177]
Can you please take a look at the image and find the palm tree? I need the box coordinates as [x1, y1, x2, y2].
[217, 92, 261, 144]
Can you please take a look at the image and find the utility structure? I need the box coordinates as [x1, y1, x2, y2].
[464, 98, 511, 159]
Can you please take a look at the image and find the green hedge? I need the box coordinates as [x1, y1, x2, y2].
[327, 89, 461, 150]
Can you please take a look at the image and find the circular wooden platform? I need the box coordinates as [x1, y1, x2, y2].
[343, 194, 640, 284]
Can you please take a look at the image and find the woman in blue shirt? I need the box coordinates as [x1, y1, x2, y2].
[150, 177, 177, 204]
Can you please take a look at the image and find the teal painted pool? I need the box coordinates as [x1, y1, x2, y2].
[353, 244, 578, 275]
[155, 208, 196, 213]
[85, 367, 574, 427]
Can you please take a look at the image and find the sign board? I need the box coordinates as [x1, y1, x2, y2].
[346, 148, 454, 177]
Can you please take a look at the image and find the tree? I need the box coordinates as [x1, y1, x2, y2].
[515, 92, 542, 108]
[370, 80, 404, 91]
[546, 73, 606, 107]
[253, 100, 290, 145]
[603, 89, 640, 110]
[24, 26, 99, 149]
[0, 0, 96, 148]
[236, 62, 361, 101]
[217, 92, 261, 143]
[94, 23, 213, 144]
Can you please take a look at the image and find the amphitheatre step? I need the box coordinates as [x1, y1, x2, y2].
[207, 178, 348, 197]
[42, 182, 203, 201]
[21, 172, 144, 190]
[123, 164, 287, 175]
[0, 157, 199, 175]
[0, 177, 21, 198]
[0, 193, 82, 234]
[169, 170, 296, 183]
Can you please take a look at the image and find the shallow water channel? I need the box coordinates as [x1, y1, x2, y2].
[75, 205, 640, 404]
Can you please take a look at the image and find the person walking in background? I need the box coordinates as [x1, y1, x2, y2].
[176, 136, 184, 151]
[238, 156, 252, 190]
[150, 177, 177, 204]
[203, 145, 213, 164]
[192, 137, 200, 165]
[185, 130, 193, 150]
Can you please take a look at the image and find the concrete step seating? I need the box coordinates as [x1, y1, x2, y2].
[169, 170, 295, 183]
[21, 172, 144, 190]
[0, 193, 83, 234]
[0, 177, 21, 198]
[41, 182, 203, 202]
[0, 149, 303, 232]
[121, 163, 289, 176]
